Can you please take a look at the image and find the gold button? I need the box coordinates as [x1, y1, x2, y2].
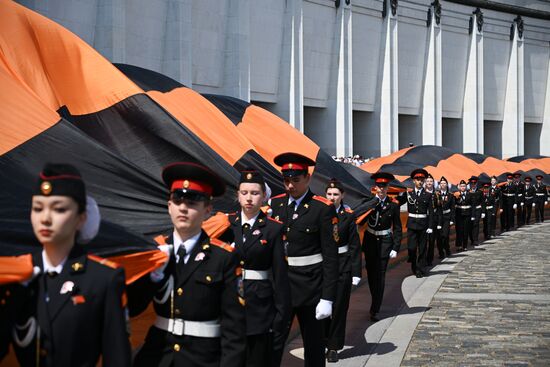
[177, 288, 183, 296]
[240, 260, 245, 266]
[40, 348, 47, 357]
[173, 344, 181, 352]
[5, 290, 10, 297]
[206, 275, 212, 282]
[0, 299, 5, 306]
[306, 228, 310, 232]
[175, 309, 181, 315]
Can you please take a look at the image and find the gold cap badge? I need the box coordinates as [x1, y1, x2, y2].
[41, 181, 52, 195]
[246, 173, 253, 180]
[183, 180, 190, 188]
[288, 163, 293, 169]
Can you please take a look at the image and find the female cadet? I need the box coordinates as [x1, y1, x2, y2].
[324, 178, 362, 363]
[220, 169, 291, 367]
[11, 163, 131, 367]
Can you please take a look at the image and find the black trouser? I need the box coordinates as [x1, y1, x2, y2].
[516, 203, 524, 227]
[535, 198, 545, 222]
[426, 231, 436, 265]
[364, 234, 391, 315]
[483, 209, 495, 239]
[407, 229, 427, 274]
[523, 201, 534, 224]
[455, 214, 470, 250]
[502, 199, 515, 231]
[247, 333, 273, 367]
[469, 208, 481, 246]
[437, 219, 451, 257]
[325, 270, 351, 350]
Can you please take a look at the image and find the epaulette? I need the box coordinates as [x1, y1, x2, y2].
[87, 254, 120, 269]
[271, 193, 286, 200]
[154, 235, 169, 245]
[210, 238, 235, 253]
[313, 195, 333, 206]
[268, 216, 283, 224]
[345, 207, 354, 214]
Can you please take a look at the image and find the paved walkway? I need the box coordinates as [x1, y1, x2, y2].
[282, 222, 550, 366]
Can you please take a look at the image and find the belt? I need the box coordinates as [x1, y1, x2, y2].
[366, 227, 392, 236]
[442, 209, 451, 214]
[155, 316, 221, 337]
[408, 213, 427, 218]
[525, 196, 533, 199]
[338, 245, 349, 254]
[242, 269, 269, 280]
[486, 206, 493, 209]
[287, 253, 323, 266]
[503, 193, 515, 197]
[536, 193, 545, 196]
[457, 205, 471, 209]
[475, 205, 482, 209]
[517, 194, 523, 197]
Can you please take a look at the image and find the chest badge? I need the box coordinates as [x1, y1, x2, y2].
[252, 229, 261, 236]
[292, 213, 299, 220]
[60, 281, 75, 295]
[195, 252, 206, 261]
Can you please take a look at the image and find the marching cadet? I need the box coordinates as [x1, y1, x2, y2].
[424, 174, 438, 266]
[454, 180, 475, 252]
[435, 177, 454, 259]
[220, 169, 291, 367]
[488, 176, 502, 235]
[130, 162, 246, 367]
[12, 163, 131, 367]
[534, 175, 548, 223]
[513, 172, 525, 227]
[523, 176, 536, 225]
[359, 172, 402, 322]
[481, 181, 497, 240]
[405, 169, 434, 278]
[501, 173, 518, 231]
[467, 176, 484, 247]
[323, 179, 361, 363]
[269, 152, 339, 367]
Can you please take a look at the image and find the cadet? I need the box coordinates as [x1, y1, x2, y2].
[481, 181, 497, 240]
[324, 178, 361, 363]
[534, 175, 547, 223]
[454, 180, 475, 252]
[467, 176, 484, 246]
[405, 169, 434, 278]
[488, 176, 502, 235]
[513, 173, 525, 227]
[435, 176, 454, 259]
[220, 169, 291, 367]
[269, 152, 339, 367]
[359, 172, 402, 321]
[130, 162, 246, 367]
[12, 163, 131, 367]
[424, 174, 438, 266]
[501, 173, 518, 231]
[523, 176, 535, 225]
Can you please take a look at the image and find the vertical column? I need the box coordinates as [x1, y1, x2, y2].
[272, 0, 304, 131]
[223, 0, 251, 101]
[502, 16, 524, 158]
[162, 0, 193, 87]
[329, 1, 353, 156]
[94, 0, 126, 63]
[540, 46, 550, 155]
[421, 1, 442, 146]
[375, 0, 399, 156]
[462, 8, 484, 153]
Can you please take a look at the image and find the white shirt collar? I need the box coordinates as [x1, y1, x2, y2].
[173, 230, 202, 264]
[288, 190, 309, 209]
[42, 250, 67, 274]
[241, 211, 260, 228]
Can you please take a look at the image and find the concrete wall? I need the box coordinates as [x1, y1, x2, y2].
[17, 0, 550, 158]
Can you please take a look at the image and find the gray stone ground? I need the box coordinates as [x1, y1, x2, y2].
[402, 223, 550, 366]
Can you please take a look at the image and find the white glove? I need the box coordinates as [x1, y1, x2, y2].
[471, 217, 475, 221]
[151, 244, 172, 282]
[533, 203, 536, 207]
[315, 299, 333, 320]
[546, 201, 548, 205]
[481, 213, 486, 219]
[450, 221, 454, 226]
[513, 204, 517, 209]
[500, 209, 503, 213]
[389, 250, 397, 259]
[437, 225, 442, 230]
[426, 228, 433, 234]
[520, 202, 524, 206]
[352, 277, 361, 286]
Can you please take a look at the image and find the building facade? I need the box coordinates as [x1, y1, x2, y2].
[18, 0, 550, 158]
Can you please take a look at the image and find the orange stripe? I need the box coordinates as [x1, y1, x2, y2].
[360, 147, 412, 173]
[0, 254, 33, 285]
[108, 250, 169, 285]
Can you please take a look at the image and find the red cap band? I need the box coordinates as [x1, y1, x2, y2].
[375, 178, 390, 183]
[413, 173, 426, 179]
[282, 163, 308, 171]
[171, 180, 213, 196]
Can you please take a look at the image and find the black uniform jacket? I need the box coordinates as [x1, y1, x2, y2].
[128, 230, 246, 367]
[405, 188, 434, 230]
[269, 190, 339, 307]
[515, 182, 525, 205]
[454, 191, 476, 217]
[483, 187, 498, 213]
[335, 204, 362, 278]
[12, 245, 131, 367]
[524, 185, 536, 204]
[501, 183, 518, 204]
[436, 190, 455, 225]
[221, 211, 292, 336]
[534, 182, 548, 201]
[361, 196, 402, 256]
[469, 186, 484, 212]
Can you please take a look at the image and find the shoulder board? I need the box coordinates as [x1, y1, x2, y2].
[268, 216, 283, 224]
[87, 254, 120, 269]
[154, 235, 169, 245]
[209, 238, 235, 253]
[345, 207, 354, 214]
[313, 195, 333, 206]
[271, 193, 286, 200]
